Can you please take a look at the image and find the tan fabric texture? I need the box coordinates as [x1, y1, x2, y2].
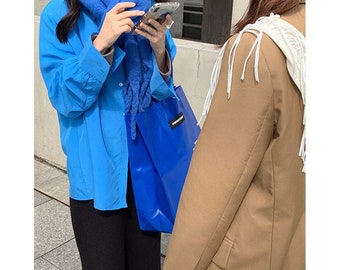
[163, 4, 305, 270]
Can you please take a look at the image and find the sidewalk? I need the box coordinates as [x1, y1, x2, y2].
[34, 157, 170, 269]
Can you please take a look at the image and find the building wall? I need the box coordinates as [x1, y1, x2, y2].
[34, 1, 249, 169]
[231, 0, 249, 29]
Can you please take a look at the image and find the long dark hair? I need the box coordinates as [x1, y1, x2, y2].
[56, 0, 169, 43]
[233, 0, 301, 33]
[56, 0, 81, 43]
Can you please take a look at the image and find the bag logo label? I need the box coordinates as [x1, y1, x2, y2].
[169, 112, 185, 129]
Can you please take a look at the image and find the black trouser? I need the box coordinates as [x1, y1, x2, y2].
[70, 177, 161, 270]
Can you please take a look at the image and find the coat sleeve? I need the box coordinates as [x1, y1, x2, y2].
[38, 6, 119, 119]
[163, 34, 275, 269]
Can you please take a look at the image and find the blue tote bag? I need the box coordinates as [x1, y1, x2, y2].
[127, 85, 200, 233]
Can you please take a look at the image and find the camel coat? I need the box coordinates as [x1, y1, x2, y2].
[163, 4, 305, 270]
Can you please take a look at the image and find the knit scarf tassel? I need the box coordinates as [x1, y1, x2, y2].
[123, 34, 153, 139]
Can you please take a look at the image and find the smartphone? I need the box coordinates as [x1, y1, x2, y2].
[131, 2, 180, 33]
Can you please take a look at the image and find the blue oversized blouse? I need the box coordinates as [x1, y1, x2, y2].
[39, 0, 177, 210]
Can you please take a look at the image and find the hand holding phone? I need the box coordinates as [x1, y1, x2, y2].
[131, 2, 180, 33]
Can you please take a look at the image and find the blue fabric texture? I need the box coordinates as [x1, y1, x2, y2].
[80, 0, 154, 139]
[39, 0, 176, 210]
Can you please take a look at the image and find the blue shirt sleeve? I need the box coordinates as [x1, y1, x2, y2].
[39, 5, 125, 119]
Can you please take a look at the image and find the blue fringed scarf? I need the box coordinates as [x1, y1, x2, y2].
[80, 0, 154, 139]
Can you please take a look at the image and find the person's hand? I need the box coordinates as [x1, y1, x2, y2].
[134, 14, 173, 55]
[134, 14, 173, 73]
[93, 2, 145, 53]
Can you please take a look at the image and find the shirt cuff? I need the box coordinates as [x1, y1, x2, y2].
[91, 34, 114, 65]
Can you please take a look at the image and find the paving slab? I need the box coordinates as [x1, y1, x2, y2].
[34, 159, 65, 188]
[34, 257, 60, 270]
[161, 233, 171, 256]
[35, 190, 52, 207]
[36, 173, 70, 206]
[34, 200, 74, 259]
[42, 239, 81, 270]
